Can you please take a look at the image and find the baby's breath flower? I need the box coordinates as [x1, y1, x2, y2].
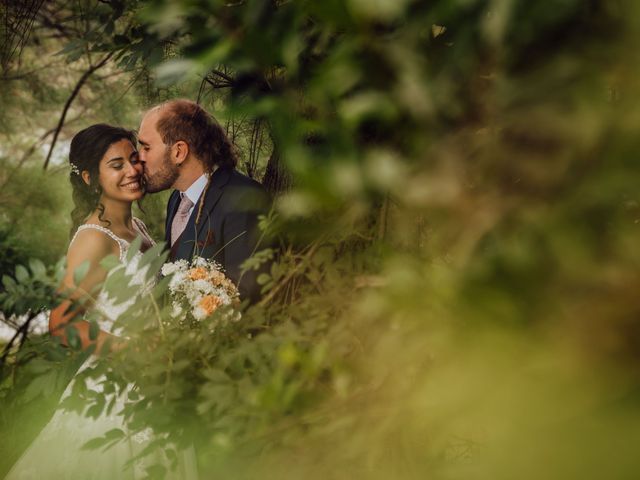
[193, 256, 208, 268]
[192, 279, 214, 294]
[161, 260, 186, 276]
[193, 307, 207, 321]
[164, 256, 240, 326]
[171, 301, 183, 318]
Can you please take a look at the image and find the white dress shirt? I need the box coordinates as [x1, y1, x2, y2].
[181, 173, 209, 219]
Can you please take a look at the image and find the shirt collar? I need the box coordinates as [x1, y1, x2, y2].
[181, 174, 208, 205]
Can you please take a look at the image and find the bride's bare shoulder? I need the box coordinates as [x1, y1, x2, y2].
[67, 227, 117, 265]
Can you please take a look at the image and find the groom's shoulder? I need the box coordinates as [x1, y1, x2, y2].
[226, 168, 265, 191]
[221, 169, 270, 210]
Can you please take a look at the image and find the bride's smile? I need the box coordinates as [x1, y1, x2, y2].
[120, 179, 141, 191]
[88, 138, 145, 202]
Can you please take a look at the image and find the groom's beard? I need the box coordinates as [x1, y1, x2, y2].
[144, 149, 179, 193]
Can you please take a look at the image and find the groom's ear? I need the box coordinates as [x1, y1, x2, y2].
[173, 140, 189, 166]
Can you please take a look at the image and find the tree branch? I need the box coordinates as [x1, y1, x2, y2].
[0, 314, 34, 370]
[43, 51, 114, 170]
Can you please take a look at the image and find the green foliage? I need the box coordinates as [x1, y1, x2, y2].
[0, 165, 71, 267]
[4, 0, 640, 479]
[0, 257, 85, 478]
[0, 259, 61, 316]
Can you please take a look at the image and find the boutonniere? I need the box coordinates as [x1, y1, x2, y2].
[197, 230, 215, 249]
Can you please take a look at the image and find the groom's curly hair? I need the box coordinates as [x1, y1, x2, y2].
[68, 124, 137, 238]
[154, 99, 238, 172]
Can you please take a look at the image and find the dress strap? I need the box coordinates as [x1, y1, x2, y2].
[132, 217, 156, 246]
[70, 224, 127, 261]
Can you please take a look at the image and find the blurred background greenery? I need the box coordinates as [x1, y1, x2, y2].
[2, 0, 640, 478]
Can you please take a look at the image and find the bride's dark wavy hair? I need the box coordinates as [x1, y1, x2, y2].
[69, 124, 137, 239]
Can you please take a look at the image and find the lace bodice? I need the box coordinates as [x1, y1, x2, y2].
[69, 218, 156, 333]
[70, 217, 155, 262]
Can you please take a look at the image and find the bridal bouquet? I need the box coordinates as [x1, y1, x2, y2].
[160, 256, 240, 328]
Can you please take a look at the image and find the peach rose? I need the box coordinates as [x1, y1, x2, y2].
[189, 267, 208, 281]
[199, 295, 223, 315]
[209, 270, 225, 286]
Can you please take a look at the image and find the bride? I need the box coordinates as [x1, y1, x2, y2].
[6, 124, 197, 479]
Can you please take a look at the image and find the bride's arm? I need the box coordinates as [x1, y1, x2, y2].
[49, 229, 122, 354]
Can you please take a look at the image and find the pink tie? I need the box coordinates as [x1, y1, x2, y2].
[171, 195, 194, 246]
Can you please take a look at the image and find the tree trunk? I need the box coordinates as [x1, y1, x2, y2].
[261, 143, 291, 196]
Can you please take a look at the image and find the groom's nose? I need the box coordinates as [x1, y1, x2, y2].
[133, 161, 144, 175]
[137, 155, 147, 171]
[124, 160, 141, 177]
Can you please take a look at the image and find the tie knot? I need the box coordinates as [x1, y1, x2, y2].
[178, 195, 194, 213]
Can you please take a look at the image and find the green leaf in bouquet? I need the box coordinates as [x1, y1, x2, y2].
[15, 264, 29, 283]
[73, 260, 91, 286]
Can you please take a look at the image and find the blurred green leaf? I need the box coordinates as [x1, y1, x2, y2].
[73, 260, 91, 287]
[14, 265, 29, 283]
[88, 319, 99, 341]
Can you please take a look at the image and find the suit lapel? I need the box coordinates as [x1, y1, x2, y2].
[171, 168, 232, 260]
[165, 190, 181, 246]
[196, 167, 232, 240]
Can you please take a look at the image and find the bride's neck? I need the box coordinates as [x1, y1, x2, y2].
[94, 197, 132, 229]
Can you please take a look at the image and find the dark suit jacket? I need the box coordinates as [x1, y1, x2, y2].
[165, 167, 271, 302]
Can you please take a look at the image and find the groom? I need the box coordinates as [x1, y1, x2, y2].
[138, 99, 270, 302]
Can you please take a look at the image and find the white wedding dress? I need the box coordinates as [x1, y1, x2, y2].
[6, 219, 198, 480]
